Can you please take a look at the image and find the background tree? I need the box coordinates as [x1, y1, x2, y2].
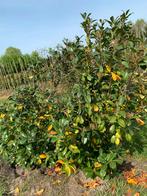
[132, 19, 147, 42]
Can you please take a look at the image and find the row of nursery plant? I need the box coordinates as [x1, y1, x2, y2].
[0, 51, 48, 90]
[0, 11, 146, 178]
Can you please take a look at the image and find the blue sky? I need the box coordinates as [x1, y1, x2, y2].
[0, 0, 147, 55]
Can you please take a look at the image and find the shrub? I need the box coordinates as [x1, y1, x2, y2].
[0, 11, 146, 178]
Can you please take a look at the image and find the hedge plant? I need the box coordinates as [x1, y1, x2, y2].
[0, 10, 146, 179]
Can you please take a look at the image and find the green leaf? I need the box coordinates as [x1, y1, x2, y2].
[106, 153, 112, 162]
[118, 119, 126, 128]
[125, 133, 132, 142]
[76, 116, 84, 124]
[123, 71, 129, 80]
[84, 167, 94, 178]
[59, 118, 69, 127]
[82, 137, 88, 144]
[111, 135, 116, 143]
[109, 116, 117, 123]
[51, 137, 58, 142]
[85, 94, 91, 103]
[100, 168, 106, 178]
[122, 61, 129, 68]
[79, 116, 84, 124]
[116, 159, 123, 164]
[109, 125, 115, 133]
[109, 161, 116, 169]
[87, 74, 92, 81]
[118, 96, 125, 105]
[62, 147, 67, 155]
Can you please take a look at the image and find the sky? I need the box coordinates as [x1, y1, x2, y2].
[0, 0, 147, 55]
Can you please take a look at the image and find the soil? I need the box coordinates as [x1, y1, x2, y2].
[0, 157, 146, 196]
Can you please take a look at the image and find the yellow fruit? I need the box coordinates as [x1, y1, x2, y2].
[115, 138, 120, 145]
[14, 187, 20, 195]
[94, 162, 102, 168]
[44, 114, 50, 118]
[75, 129, 79, 134]
[37, 159, 42, 165]
[17, 104, 23, 110]
[0, 113, 5, 119]
[48, 125, 53, 131]
[115, 132, 121, 139]
[29, 75, 33, 79]
[38, 116, 45, 120]
[105, 65, 111, 73]
[93, 105, 99, 112]
[39, 153, 47, 159]
[65, 131, 72, 136]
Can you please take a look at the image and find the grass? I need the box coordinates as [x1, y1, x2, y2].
[0, 184, 5, 196]
[96, 177, 147, 196]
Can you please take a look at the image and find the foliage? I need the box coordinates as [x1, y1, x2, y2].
[132, 19, 147, 43]
[0, 11, 146, 179]
[0, 48, 46, 90]
[47, 37, 84, 87]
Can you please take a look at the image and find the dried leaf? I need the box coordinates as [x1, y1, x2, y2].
[81, 191, 89, 196]
[54, 166, 62, 173]
[127, 178, 138, 185]
[111, 184, 116, 195]
[136, 118, 145, 126]
[34, 189, 44, 196]
[52, 180, 61, 185]
[84, 179, 100, 189]
[111, 72, 121, 81]
[69, 165, 76, 174]
[56, 160, 64, 165]
[124, 169, 147, 188]
[125, 189, 133, 196]
[47, 168, 54, 176]
[49, 131, 57, 135]
[134, 192, 140, 196]
[48, 104, 52, 110]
